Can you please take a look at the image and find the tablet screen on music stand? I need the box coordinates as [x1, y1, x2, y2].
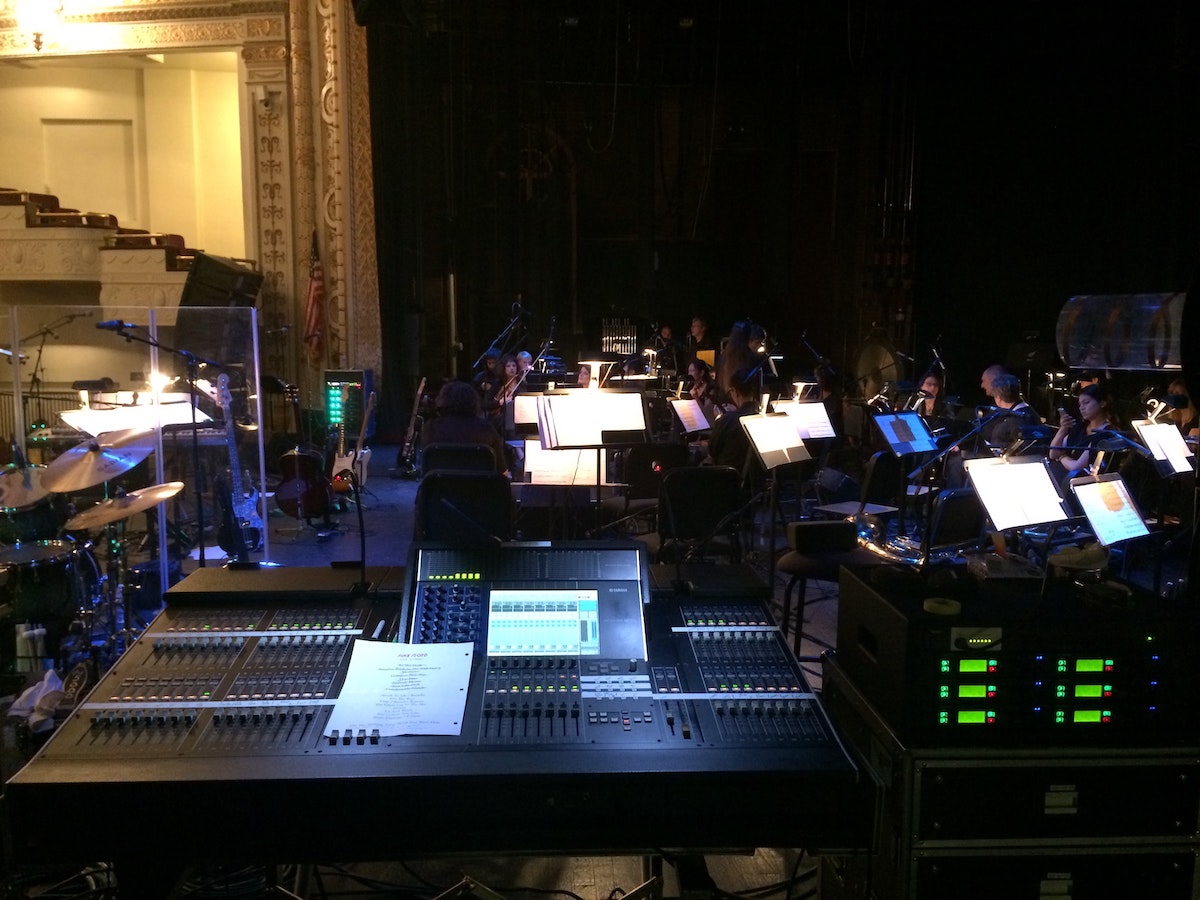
[740, 414, 811, 470]
[1070, 474, 1151, 546]
[964, 457, 1072, 531]
[873, 411, 938, 456]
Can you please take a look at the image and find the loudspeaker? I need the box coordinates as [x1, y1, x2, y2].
[180, 252, 263, 308]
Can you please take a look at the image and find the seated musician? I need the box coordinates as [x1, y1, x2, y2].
[686, 357, 717, 408]
[980, 373, 1042, 450]
[1167, 377, 1199, 441]
[423, 379, 509, 477]
[706, 366, 759, 474]
[1048, 382, 1115, 484]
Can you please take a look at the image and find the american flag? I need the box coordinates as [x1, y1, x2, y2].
[303, 230, 324, 361]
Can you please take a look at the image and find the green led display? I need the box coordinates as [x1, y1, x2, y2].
[1073, 710, 1107, 723]
[1074, 685, 1104, 698]
[958, 659, 988, 673]
[956, 710, 992, 724]
[957, 685, 987, 699]
[1075, 658, 1113, 672]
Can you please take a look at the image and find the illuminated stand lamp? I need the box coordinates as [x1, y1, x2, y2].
[576, 353, 623, 390]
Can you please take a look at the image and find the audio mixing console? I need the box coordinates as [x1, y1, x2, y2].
[4, 543, 872, 875]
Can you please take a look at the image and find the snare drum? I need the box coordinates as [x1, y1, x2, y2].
[0, 465, 68, 543]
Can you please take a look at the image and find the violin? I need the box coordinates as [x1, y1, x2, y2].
[274, 385, 333, 522]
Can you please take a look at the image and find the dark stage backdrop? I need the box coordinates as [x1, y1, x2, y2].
[357, 1, 1199, 432]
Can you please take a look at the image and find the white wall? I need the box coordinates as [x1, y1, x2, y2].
[0, 53, 245, 257]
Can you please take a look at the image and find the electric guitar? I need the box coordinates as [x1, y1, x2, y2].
[396, 376, 426, 474]
[333, 390, 376, 493]
[216, 373, 264, 553]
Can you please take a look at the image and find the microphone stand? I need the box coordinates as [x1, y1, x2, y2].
[907, 409, 1014, 482]
[472, 303, 527, 370]
[95, 323, 224, 568]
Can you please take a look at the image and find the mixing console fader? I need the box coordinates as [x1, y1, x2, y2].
[6, 548, 871, 870]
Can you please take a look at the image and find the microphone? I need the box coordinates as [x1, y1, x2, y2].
[96, 320, 134, 331]
[1092, 431, 1154, 460]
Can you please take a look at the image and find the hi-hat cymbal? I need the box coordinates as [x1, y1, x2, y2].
[0, 464, 53, 509]
[64, 481, 185, 531]
[41, 428, 159, 493]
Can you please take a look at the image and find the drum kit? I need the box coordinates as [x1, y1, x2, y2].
[0, 427, 185, 675]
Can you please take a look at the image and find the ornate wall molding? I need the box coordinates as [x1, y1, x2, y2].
[0, 0, 379, 396]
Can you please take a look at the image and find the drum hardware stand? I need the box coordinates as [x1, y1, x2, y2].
[94, 321, 224, 569]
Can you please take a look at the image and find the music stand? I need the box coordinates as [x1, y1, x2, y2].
[740, 413, 812, 588]
[520, 440, 611, 538]
[872, 411, 939, 457]
[872, 410, 940, 541]
[533, 390, 645, 536]
[1070, 474, 1151, 547]
[779, 400, 836, 441]
[1131, 420, 1195, 477]
[669, 398, 710, 434]
[536, 390, 648, 450]
[964, 456, 1073, 533]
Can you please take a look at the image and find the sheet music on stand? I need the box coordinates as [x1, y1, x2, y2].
[522, 439, 610, 485]
[778, 400, 836, 440]
[506, 392, 545, 438]
[1131, 419, 1195, 476]
[60, 395, 211, 437]
[964, 457, 1072, 532]
[537, 390, 647, 449]
[740, 413, 812, 470]
[1069, 473, 1151, 547]
[669, 398, 710, 434]
[872, 411, 939, 456]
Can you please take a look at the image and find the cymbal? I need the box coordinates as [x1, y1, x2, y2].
[41, 428, 159, 493]
[0, 465, 52, 510]
[64, 481, 185, 531]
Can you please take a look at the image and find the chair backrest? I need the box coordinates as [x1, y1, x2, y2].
[421, 442, 496, 474]
[414, 470, 514, 542]
[658, 465, 743, 552]
[922, 487, 985, 559]
[860, 450, 902, 509]
[621, 441, 690, 501]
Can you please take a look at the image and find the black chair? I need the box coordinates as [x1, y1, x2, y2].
[420, 442, 497, 475]
[599, 442, 690, 533]
[920, 487, 986, 564]
[774, 518, 886, 656]
[813, 451, 902, 519]
[639, 465, 743, 563]
[414, 470, 514, 543]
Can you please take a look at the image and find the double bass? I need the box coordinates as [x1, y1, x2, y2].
[274, 384, 333, 522]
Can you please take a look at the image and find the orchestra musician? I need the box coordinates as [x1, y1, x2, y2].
[1167, 377, 1198, 439]
[1049, 382, 1116, 482]
[487, 355, 522, 430]
[688, 316, 714, 353]
[980, 372, 1043, 450]
[686, 357, 717, 407]
[422, 379, 509, 477]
